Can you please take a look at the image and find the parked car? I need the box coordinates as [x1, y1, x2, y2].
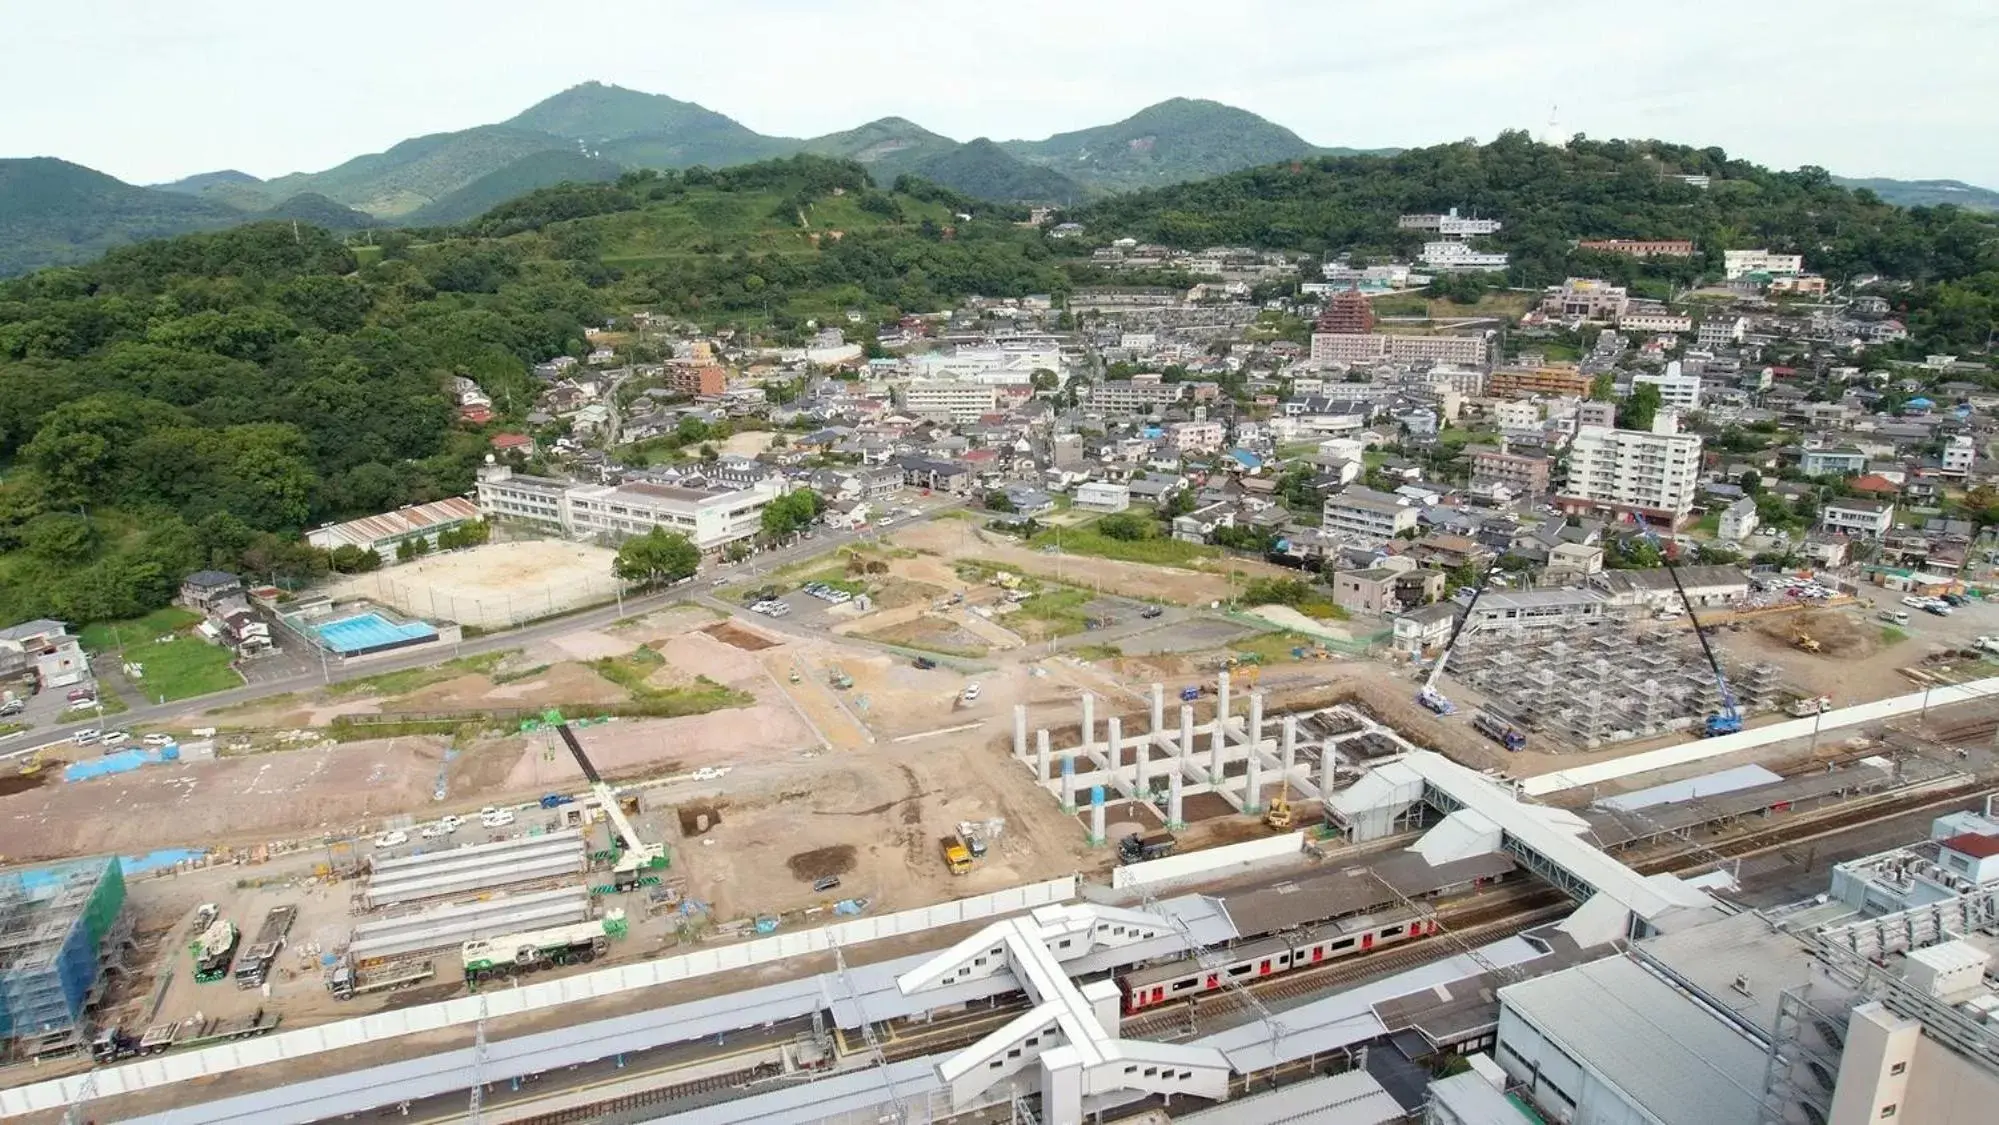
[373, 830, 409, 849]
[0, 699, 23, 717]
[1141, 606, 1165, 619]
[418, 823, 450, 840]
[481, 809, 516, 829]
[72, 729, 101, 745]
[65, 687, 93, 703]
[913, 657, 938, 670]
[99, 731, 131, 747]
[812, 875, 842, 892]
[1902, 596, 1928, 608]
[538, 793, 576, 809]
[961, 683, 981, 704]
[141, 733, 174, 746]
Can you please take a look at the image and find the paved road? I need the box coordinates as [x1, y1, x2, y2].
[9, 497, 967, 757]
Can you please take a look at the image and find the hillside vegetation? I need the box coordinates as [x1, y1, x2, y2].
[1075, 132, 1999, 350]
[0, 158, 241, 276]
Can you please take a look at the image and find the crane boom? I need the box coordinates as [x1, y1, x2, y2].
[1641, 532, 1742, 735]
[555, 722, 668, 883]
[1418, 558, 1506, 713]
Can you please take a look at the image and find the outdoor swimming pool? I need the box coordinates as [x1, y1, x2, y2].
[315, 613, 437, 656]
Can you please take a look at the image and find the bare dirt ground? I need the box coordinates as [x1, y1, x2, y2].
[0, 736, 446, 860]
[888, 521, 1299, 606]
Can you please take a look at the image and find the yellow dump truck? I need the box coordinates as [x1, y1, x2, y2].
[940, 835, 972, 875]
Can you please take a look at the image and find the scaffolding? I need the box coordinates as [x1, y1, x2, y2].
[1452, 621, 1787, 747]
[0, 857, 130, 1057]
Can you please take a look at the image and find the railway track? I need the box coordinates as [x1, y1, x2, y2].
[475, 780, 1997, 1122]
[506, 1061, 784, 1125]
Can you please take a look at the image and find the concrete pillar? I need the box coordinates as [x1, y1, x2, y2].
[1013, 705, 1028, 758]
[1209, 716, 1226, 783]
[1036, 729, 1051, 783]
[1245, 753, 1264, 814]
[1320, 739, 1336, 794]
[1150, 682, 1164, 732]
[1282, 715, 1297, 780]
[1080, 692, 1095, 751]
[1107, 717, 1123, 773]
[1168, 768, 1185, 830]
[1179, 704, 1195, 760]
[1089, 786, 1106, 846]
[1061, 757, 1077, 813]
[1216, 671, 1231, 732]
[1133, 731, 1148, 799]
[1248, 690, 1265, 754]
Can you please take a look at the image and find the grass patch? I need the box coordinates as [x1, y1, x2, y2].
[1070, 643, 1123, 661]
[1881, 627, 1909, 645]
[327, 650, 514, 698]
[78, 607, 202, 653]
[1229, 631, 1316, 663]
[1026, 526, 1217, 566]
[492, 664, 551, 685]
[210, 691, 299, 715]
[590, 645, 755, 714]
[1009, 588, 1094, 639]
[122, 637, 241, 702]
[0, 722, 28, 737]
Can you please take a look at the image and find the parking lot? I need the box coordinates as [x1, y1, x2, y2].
[3, 675, 107, 744]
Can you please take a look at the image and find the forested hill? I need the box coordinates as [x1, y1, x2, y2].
[0, 157, 1093, 625]
[1071, 132, 1999, 348]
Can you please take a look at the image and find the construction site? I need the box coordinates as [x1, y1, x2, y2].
[0, 858, 131, 1060]
[1448, 620, 1789, 747]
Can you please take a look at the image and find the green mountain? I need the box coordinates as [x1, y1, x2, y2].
[258, 192, 380, 229]
[255, 125, 570, 217]
[906, 139, 1084, 205]
[406, 150, 626, 227]
[0, 157, 241, 276]
[1834, 177, 1999, 212]
[1002, 98, 1335, 191]
[800, 117, 961, 180]
[509, 82, 794, 172]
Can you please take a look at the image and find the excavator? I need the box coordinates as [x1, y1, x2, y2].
[552, 718, 670, 890]
[1263, 778, 1294, 830]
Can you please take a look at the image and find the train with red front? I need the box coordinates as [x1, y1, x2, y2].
[1119, 908, 1437, 1014]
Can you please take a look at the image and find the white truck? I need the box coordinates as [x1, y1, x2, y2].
[462, 911, 627, 985]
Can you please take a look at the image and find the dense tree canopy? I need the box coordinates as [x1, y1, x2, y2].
[0, 221, 600, 622]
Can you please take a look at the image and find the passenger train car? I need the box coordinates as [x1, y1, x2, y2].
[1119, 909, 1437, 1014]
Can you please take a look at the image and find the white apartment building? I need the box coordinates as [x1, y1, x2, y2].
[476, 465, 787, 552]
[894, 379, 1000, 423]
[1821, 498, 1895, 538]
[1309, 331, 1490, 367]
[1696, 316, 1747, 349]
[1398, 208, 1503, 236]
[1318, 261, 1416, 289]
[1088, 376, 1186, 416]
[1723, 248, 1804, 280]
[1073, 481, 1131, 513]
[909, 342, 1064, 384]
[1718, 496, 1759, 542]
[1943, 434, 1977, 477]
[1167, 420, 1225, 454]
[1617, 310, 1693, 333]
[1557, 414, 1703, 524]
[1493, 399, 1542, 430]
[1631, 363, 1701, 409]
[1419, 241, 1510, 273]
[1322, 486, 1420, 546]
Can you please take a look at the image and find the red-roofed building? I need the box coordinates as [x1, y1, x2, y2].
[1849, 474, 1900, 497]
[1939, 832, 1999, 885]
[491, 433, 536, 455]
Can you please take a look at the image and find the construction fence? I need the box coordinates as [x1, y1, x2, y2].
[1, 876, 1081, 1116]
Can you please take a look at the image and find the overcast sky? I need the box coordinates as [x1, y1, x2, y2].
[8, 0, 1997, 187]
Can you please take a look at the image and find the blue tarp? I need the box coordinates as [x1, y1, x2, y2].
[1229, 449, 1264, 469]
[63, 749, 158, 782]
[122, 848, 205, 875]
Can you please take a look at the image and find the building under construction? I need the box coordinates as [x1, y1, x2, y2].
[1450, 621, 1784, 747]
[0, 857, 130, 1058]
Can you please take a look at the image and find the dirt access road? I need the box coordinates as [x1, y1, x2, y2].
[890, 520, 1302, 606]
